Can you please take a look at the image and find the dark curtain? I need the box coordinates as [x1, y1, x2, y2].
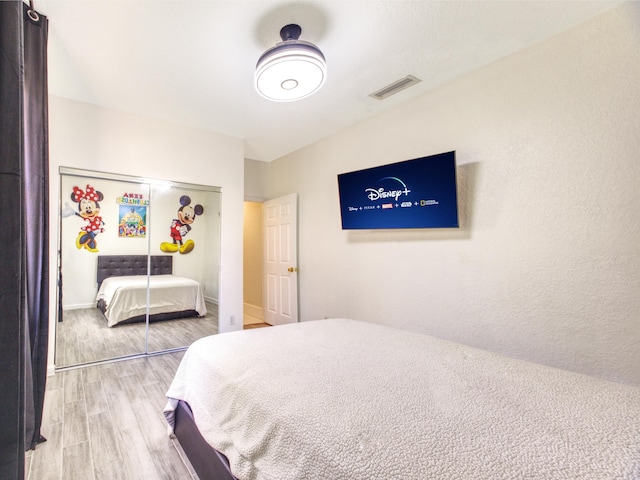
[22, 0, 50, 453]
[0, 1, 49, 477]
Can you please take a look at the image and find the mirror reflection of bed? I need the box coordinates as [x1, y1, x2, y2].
[56, 255, 218, 366]
[96, 255, 207, 327]
[56, 169, 222, 369]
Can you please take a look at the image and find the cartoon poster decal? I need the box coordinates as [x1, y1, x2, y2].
[160, 195, 203, 254]
[61, 184, 105, 252]
[118, 206, 147, 237]
[117, 193, 148, 238]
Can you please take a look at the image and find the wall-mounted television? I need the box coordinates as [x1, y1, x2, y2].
[337, 151, 459, 230]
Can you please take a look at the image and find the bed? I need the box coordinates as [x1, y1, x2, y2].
[96, 255, 206, 327]
[163, 318, 640, 480]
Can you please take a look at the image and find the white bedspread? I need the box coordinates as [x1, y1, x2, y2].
[97, 274, 206, 327]
[164, 318, 640, 480]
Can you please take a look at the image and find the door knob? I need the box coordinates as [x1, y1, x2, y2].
[287, 267, 298, 272]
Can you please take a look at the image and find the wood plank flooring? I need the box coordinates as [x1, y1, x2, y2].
[25, 351, 196, 480]
[27, 310, 269, 480]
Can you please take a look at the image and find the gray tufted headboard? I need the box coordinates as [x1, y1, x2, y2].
[96, 255, 173, 288]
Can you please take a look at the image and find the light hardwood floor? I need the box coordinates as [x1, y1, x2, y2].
[27, 310, 269, 480]
[25, 351, 196, 480]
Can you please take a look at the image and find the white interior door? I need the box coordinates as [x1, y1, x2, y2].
[263, 193, 298, 325]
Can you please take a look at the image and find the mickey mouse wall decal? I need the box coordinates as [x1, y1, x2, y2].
[62, 184, 105, 252]
[160, 195, 204, 254]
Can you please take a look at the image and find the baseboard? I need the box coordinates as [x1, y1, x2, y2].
[243, 303, 263, 324]
[244, 302, 263, 319]
[204, 296, 218, 305]
[62, 303, 95, 311]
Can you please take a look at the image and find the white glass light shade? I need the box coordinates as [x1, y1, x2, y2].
[255, 40, 326, 102]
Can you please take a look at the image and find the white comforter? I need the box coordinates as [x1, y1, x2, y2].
[164, 318, 640, 480]
[97, 274, 206, 327]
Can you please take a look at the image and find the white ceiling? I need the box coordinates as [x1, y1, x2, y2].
[37, 0, 622, 162]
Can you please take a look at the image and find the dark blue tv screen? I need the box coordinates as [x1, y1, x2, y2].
[337, 151, 459, 230]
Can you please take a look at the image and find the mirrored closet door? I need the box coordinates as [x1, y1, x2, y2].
[146, 183, 221, 354]
[55, 168, 221, 369]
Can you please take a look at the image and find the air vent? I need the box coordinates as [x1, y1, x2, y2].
[369, 75, 422, 100]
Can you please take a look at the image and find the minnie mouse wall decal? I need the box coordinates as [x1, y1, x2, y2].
[160, 195, 204, 254]
[63, 184, 105, 252]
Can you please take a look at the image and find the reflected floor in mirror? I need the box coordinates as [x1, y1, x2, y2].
[56, 302, 218, 367]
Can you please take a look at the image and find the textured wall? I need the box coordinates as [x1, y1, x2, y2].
[268, 3, 640, 385]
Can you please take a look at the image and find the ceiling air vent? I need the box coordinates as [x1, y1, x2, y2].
[369, 75, 422, 100]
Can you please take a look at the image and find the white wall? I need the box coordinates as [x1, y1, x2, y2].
[267, 3, 640, 385]
[244, 158, 269, 201]
[48, 97, 245, 369]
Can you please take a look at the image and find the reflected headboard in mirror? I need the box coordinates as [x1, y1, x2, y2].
[96, 255, 172, 289]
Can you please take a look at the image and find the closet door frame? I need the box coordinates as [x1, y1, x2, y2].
[55, 167, 221, 369]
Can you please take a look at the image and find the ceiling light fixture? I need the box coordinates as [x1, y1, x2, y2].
[255, 24, 326, 102]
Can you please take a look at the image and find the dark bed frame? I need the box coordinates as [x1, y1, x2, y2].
[97, 254, 173, 288]
[96, 255, 199, 325]
[174, 400, 237, 480]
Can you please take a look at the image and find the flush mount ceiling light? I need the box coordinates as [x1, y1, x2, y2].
[255, 24, 326, 102]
